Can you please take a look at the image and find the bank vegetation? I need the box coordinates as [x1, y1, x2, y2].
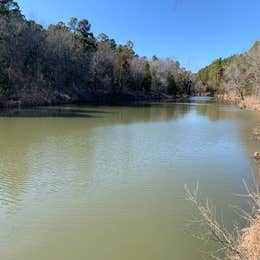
[195, 42, 260, 111]
[186, 177, 260, 260]
[0, 0, 194, 106]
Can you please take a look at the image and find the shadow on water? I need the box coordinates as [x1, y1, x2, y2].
[0, 97, 209, 119]
[0, 103, 178, 119]
[0, 102, 192, 123]
[0, 97, 215, 119]
[0, 98, 257, 128]
[0, 107, 109, 118]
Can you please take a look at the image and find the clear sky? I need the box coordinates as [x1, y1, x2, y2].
[18, 0, 260, 72]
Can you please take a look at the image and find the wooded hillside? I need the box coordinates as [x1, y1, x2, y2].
[195, 42, 260, 106]
[0, 0, 193, 106]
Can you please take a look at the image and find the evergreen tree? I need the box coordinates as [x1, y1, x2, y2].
[0, 1, 192, 104]
[113, 54, 130, 93]
[167, 73, 177, 95]
[152, 55, 158, 61]
[0, 0, 20, 15]
[76, 19, 97, 52]
[142, 62, 152, 92]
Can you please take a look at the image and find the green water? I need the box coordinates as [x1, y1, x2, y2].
[0, 98, 259, 260]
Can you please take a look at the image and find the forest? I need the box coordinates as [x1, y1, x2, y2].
[1, 0, 259, 109]
[195, 41, 260, 109]
[0, 0, 194, 106]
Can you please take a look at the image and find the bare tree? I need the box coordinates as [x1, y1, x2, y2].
[185, 179, 260, 260]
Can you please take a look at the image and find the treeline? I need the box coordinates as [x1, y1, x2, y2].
[0, 0, 193, 106]
[195, 42, 260, 102]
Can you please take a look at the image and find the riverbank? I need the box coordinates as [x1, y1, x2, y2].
[216, 94, 260, 112]
[234, 127, 260, 260]
[237, 217, 260, 260]
[0, 91, 186, 108]
[235, 176, 260, 260]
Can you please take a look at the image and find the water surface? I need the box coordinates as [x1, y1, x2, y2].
[0, 98, 259, 260]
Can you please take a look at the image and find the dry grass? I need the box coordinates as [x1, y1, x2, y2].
[237, 216, 260, 260]
[239, 97, 260, 112]
[232, 179, 260, 260]
[185, 180, 260, 260]
[216, 94, 260, 112]
[185, 183, 242, 259]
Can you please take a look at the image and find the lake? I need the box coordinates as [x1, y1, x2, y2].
[0, 98, 259, 260]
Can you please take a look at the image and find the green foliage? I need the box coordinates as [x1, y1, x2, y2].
[117, 43, 135, 59]
[142, 62, 152, 92]
[0, 67, 12, 98]
[97, 33, 116, 49]
[152, 55, 158, 61]
[113, 54, 130, 93]
[68, 17, 78, 33]
[167, 73, 177, 95]
[0, 0, 20, 15]
[75, 19, 97, 51]
[97, 33, 109, 42]
[195, 42, 260, 99]
[0, 0, 192, 104]
[196, 57, 233, 93]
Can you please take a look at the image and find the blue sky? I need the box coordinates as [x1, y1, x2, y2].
[18, 0, 260, 72]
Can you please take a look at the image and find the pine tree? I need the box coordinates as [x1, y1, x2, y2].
[167, 73, 177, 95]
[142, 62, 152, 92]
[0, 0, 20, 15]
